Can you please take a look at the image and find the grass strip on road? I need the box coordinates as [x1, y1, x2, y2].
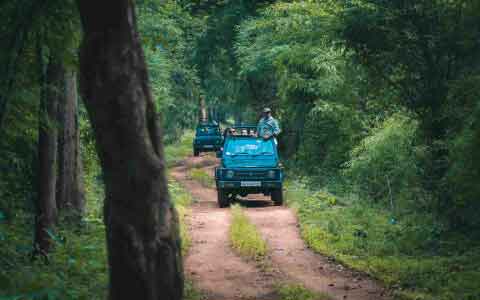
[188, 167, 215, 188]
[229, 204, 267, 261]
[276, 283, 332, 300]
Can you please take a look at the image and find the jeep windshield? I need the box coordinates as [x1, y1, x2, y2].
[225, 138, 274, 156]
[196, 126, 220, 136]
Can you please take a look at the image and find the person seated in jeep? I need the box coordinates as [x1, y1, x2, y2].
[257, 107, 281, 140]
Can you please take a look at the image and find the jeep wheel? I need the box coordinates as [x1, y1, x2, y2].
[271, 189, 283, 206]
[193, 149, 199, 157]
[217, 189, 230, 208]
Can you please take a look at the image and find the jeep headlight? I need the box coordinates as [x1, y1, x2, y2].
[268, 170, 276, 179]
[226, 170, 235, 179]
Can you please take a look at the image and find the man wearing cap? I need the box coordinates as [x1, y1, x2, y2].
[257, 107, 281, 140]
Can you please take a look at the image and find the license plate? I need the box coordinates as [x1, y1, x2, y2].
[241, 181, 261, 187]
[203, 145, 214, 148]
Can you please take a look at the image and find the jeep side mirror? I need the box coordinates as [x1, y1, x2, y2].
[216, 150, 223, 158]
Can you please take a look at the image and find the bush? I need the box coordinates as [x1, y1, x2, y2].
[446, 102, 480, 229]
[343, 113, 424, 207]
[295, 101, 363, 182]
[285, 180, 480, 300]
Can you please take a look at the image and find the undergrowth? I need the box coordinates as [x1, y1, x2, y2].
[285, 180, 480, 300]
[0, 133, 201, 300]
[165, 130, 194, 167]
[229, 205, 267, 261]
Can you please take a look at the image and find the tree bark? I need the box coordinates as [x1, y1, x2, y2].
[34, 56, 62, 254]
[76, 1, 183, 300]
[57, 70, 85, 219]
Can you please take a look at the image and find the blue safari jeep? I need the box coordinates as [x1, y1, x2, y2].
[193, 122, 223, 156]
[215, 126, 284, 207]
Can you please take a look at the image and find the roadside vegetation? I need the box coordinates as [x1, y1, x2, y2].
[165, 131, 195, 168]
[0, 134, 199, 299]
[285, 182, 480, 300]
[229, 205, 267, 261]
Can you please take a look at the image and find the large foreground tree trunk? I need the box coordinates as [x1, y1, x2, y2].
[76, 1, 183, 300]
[57, 70, 85, 219]
[34, 56, 61, 254]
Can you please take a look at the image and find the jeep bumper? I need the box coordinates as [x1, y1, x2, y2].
[194, 144, 221, 151]
[216, 180, 282, 190]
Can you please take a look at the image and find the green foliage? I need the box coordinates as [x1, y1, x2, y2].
[229, 205, 267, 261]
[137, 0, 204, 142]
[446, 101, 480, 228]
[236, 1, 344, 103]
[168, 179, 192, 257]
[164, 131, 194, 167]
[277, 283, 331, 300]
[343, 113, 424, 207]
[235, 1, 364, 168]
[0, 0, 81, 216]
[285, 181, 480, 300]
[0, 195, 108, 300]
[294, 101, 363, 180]
[0, 131, 199, 299]
[191, 0, 271, 122]
[341, 0, 480, 114]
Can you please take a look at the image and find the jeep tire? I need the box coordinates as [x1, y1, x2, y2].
[271, 189, 283, 206]
[217, 189, 230, 208]
[193, 148, 199, 157]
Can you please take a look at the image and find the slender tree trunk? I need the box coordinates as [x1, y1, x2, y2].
[77, 1, 183, 300]
[200, 96, 207, 121]
[57, 70, 85, 219]
[34, 56, 62, 254]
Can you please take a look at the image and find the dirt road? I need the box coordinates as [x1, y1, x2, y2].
[171, 155, 390, 300]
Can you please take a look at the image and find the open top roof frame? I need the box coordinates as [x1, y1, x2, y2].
[224, 125, 258, 138]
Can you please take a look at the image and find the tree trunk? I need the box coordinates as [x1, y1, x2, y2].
[76, 1, 183, 300]
[57, 70, 85, 219]
[200, 96, 207, 121]
[34, 56, 62, 254]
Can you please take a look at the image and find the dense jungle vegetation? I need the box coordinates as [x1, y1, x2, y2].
[1, 1, 479, 300]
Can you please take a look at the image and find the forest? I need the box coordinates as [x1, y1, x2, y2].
[1, 0, 479, 300]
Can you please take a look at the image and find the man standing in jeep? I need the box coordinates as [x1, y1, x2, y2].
[257, 107, 281, 140]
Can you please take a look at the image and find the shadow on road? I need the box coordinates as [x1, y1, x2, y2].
[233, 196, 273, 208]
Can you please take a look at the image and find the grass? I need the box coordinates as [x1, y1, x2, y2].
[229, 204, 267, 261]
[167, 133, 204, 300]
[285, 180, 480, 300]
[188, 168, 215, 188]
[172, 180, 205, 300]
[0, 132, 202, 300]
[0, 189, 108, 300]
[164, 130, 194, 167]
[276, 283, 331, 300]
[168, 179, 193, 257]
